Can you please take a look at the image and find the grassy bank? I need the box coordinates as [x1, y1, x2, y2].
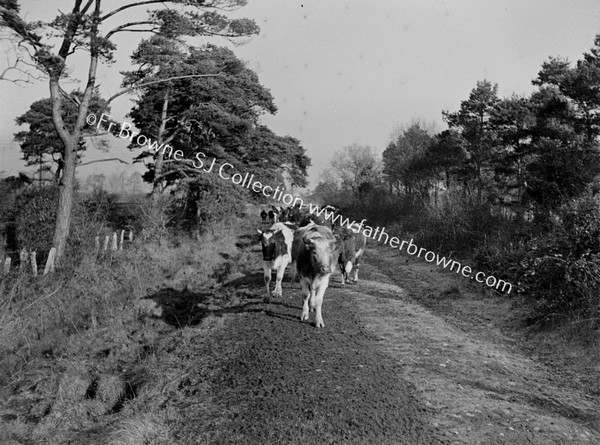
[0, 217, 244, 444]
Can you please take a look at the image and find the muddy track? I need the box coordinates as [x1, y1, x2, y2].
[168, 281, 445, 444]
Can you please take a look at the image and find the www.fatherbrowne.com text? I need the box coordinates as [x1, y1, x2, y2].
[307, 205, 512, 294]
[87, 112, 513, 294]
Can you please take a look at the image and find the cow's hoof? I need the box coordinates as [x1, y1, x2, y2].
[301, 312, 309, 321]
[315, 320, 324, 328]
[263, 296, 271, 303]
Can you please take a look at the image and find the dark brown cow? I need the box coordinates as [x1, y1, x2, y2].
[291, 223, 338, 328]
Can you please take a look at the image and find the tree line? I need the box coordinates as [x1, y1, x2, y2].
[313, 35, 600, 324]
[1, 0, 310, 264]
[319, 35, 600, 223]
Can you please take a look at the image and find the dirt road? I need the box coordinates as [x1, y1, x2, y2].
[153, 227, 600, 444]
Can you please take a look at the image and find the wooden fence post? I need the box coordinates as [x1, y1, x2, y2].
[43, 247, 56, 275]
[103, 235, 109, 252]
[3, 257, 10, 276]
[31, 251, 37, 277]
[19, 248, 28, 272]
[119, 230, 125, 251]
[128, 230, 133, 243]
[94, 236, 100, 255]
[111, 232, 118, 251]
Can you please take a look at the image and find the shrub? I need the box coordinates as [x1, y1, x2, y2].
[169, 175, 247, 234]
[13, 186, 59, 256]
[513, 193, 600, 324]
[413, 191, 505, 255]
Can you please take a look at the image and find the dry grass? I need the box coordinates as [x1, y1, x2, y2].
[107, 413, 174, 445]
[0, 217, 244, 444]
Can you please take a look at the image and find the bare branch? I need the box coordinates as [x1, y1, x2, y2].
[100, 0, 167, 22]
[0, 43, 45, 84]
[105, 21, 157, 39]
[81, 131, 113, 138]
[154, 166, 202, 182]
[98, 73, 224, 115]
[161, 158, 198, 165]
[59, 87, 81, 106]
[81, 0, 95, 15]
[78, 157, 129, 167]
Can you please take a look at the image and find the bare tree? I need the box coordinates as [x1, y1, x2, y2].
[330, 143, 383, 197]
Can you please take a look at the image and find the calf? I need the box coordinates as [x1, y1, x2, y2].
[258, 222, 293, 300]
[291, 223, 338, 328]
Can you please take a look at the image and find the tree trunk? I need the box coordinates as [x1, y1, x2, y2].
[151, 91, 170, 200]
[53, 137, 78, 261]
[48, 5, 100, 265]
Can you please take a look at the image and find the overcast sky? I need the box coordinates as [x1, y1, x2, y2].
[1, 0, 599, 187]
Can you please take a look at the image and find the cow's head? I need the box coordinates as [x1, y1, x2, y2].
[258, 228, 282, 261]
[305, 236, 337, 275]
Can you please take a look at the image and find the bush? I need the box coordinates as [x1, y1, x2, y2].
[8, 185, 133, 267]
[411, 191, 505, 255]
[13, 186, 59, 256]
[169, 175, 247, 235]
[512, 193, 600, 324]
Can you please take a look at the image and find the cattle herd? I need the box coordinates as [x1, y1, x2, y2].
[257, 204, 366, 328]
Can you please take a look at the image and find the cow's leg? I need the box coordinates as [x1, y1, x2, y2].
[353, 255, 362, 283]
[263, 262, 272, 300]
[301, 278, 310, 321]
[273, 258, 288, 298]
[314, 273, 331, 328]
[343, 260, 353, 286]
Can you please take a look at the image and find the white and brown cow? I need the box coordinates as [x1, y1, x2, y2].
[258, 222, 293, 301]
[291, 223, 338, 328]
